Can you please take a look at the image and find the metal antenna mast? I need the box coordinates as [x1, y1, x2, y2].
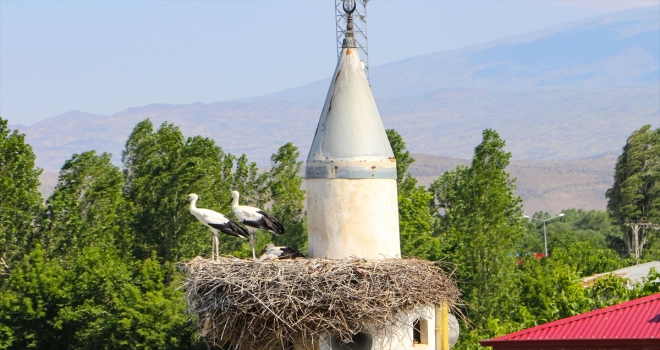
[336, 0, 369, 79]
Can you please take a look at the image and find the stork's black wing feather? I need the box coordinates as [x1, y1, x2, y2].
[278, 246, 305, 259]
[256, 210, 286, 236]
[208, 219, 249, 238]
[258, 245, 270, 257]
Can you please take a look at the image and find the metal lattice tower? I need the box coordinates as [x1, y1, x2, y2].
[336, 0, 369, 79]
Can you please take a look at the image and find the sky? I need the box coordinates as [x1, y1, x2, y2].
[1, 0, 658, 125]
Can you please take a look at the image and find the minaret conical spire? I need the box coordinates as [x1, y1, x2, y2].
[305, 0, 395, 179]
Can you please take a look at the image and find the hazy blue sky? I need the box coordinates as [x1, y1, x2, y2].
[2, 0, 658, 125]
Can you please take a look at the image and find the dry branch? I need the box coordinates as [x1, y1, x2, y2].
[182, 256, 460, 350]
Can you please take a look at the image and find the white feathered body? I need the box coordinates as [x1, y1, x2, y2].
[230, 191, 286, 236]
[188, 198, 248, 239]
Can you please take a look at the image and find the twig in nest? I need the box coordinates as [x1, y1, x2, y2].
[181, 257, 460, 350]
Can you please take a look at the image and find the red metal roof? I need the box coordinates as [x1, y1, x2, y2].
[480, 293, 660, 349]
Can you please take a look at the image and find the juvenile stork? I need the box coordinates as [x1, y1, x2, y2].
[258, 243, 305, 260]
[230, 190, 286, 259]
[182, 193, 249, 260]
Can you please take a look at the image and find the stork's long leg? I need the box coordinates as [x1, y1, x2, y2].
[249, 228, 257, 260]
[213, 232, 219, 261]
[210, 230, 215, 260]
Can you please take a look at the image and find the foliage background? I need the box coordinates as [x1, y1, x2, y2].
[1, 117, 658, 349]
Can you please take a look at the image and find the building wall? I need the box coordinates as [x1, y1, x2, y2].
[308, 306, 437, 350]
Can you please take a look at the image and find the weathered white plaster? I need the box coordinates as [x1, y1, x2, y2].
[306, 47, 393, 163]
[313, 306, 438, 350]
[307, 178, 400, 259]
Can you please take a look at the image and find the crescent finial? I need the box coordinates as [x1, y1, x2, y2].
[343, 0, 357, 15]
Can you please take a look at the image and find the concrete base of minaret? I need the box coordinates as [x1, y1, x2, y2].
[307, 178, 400, 259]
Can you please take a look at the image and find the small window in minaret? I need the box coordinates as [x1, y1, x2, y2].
[413, 318, 429, 345]
[330, 332, 373, 350]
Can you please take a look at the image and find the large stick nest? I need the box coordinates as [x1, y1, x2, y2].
[182, 257, 460, 350]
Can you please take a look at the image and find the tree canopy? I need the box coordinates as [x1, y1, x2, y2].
[431, 129, 525, 327]
[386, 129, 440, 260]
[606, 124, 660, 260]
[0, 118, 43, 270]
[1, 119, 657, 349]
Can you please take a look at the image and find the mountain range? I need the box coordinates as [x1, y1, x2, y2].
[36, 152, 615, 216]
[409, 153, 616, 216]
[9, 6, 659, 183]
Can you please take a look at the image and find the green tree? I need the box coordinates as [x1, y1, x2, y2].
[386, 129, 416, 193]
[430, 129, 525, 327]
[0, 118, 43, 271]
[519, 209, 627, 276]
[122, 120, 238, 261]
[231, 154, 269, 208]
[268, 143, 307, 254]
[385, 129, 439, 259]
[0, 245, 68, 348]
[551, 240, 625, 277]
[37, 151, 131, 259]
[0, 245, 196, 350]
[398, 186, 440, 259]
[515, 257, 591, 326]
[606, 125, 660, 259]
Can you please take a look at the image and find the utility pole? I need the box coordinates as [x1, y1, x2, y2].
[624, 220, 660, 263]
[335, 0, 369, 80]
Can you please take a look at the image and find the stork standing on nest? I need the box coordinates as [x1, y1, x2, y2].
[181, 193, 249, 260]
[230, 190, 286, 259]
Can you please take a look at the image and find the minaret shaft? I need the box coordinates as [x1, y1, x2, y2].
[307, 178, 400, 259]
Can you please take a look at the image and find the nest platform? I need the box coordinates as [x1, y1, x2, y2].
[182, 256, 460, 350]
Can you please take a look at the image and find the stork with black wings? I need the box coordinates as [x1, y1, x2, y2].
[230, 190, 286, 259]
[181, 193, 248, 260]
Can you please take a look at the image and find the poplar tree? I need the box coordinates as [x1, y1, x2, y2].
[122, 120, 237, 261]
[0, 118, 42, 270]
[606, 124, 660, 258]
[38, 151, 130, 258]
[121, 119, 270, 260]
[267, 143, 307, 253]
[430, 129, 525, 326]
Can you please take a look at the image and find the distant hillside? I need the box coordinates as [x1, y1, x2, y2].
[248, 6, 659, 102]
[12, 6, 659, 172]
[38, 153, 616, 216]
[17, 86, 655, 172]
[409, 153, 616, 216]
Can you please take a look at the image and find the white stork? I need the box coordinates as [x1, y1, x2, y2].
[258, 243, 305, 260]
[230, 190, 286, 259]
[182, 193, 249, 260]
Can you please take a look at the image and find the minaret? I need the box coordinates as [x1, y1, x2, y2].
[306, 1, 400, 260]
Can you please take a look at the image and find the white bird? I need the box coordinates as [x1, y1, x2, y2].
[258, 243, 305, 260]
[182, 193, 249, 260]
[230, 190, 286, 259]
